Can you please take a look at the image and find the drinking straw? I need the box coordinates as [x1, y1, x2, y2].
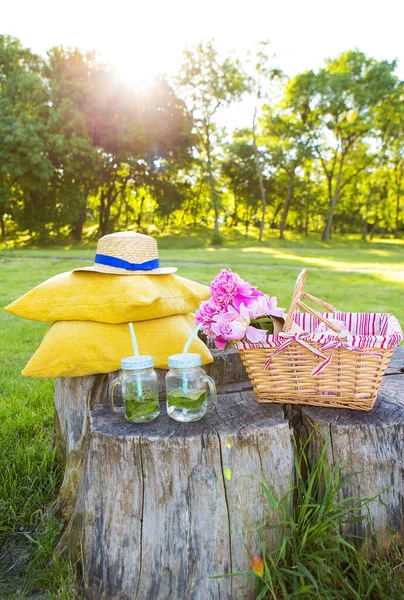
[128, 323, 142, 398]
[183, 322, 202, 354]
[129, 322, 139, 356]
[181, 323, 202, 395]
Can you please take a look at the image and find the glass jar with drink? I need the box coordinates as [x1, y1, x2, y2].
[110, 356, 159, 423]
[165, 353, 217, 422]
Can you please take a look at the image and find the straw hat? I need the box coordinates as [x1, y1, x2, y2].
[74, 232, 177, 275]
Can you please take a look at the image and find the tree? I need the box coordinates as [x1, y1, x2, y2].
[285, 50, 400, 241]
[261, 108, 313, 239]
[90, 74, 193, 236]
[222, 138, 263, 234]
[44, 47, 104, 241]
[0, 35, 53, 239]
[378, 84, 404, 237]
[248, 41, 284, 241]
[177, 41, 248, 237]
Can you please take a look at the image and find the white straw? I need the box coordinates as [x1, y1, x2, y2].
[183, 323, 202, 354]
[129, 322, 139, 356]
[128, 323, 142, 398]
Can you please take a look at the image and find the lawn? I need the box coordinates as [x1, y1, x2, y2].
[0, 234, 403, 597]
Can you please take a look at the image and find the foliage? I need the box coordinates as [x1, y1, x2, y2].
[1, 35, 403, 243]
[284, 51, 401, 241]
[1, 36, 404, 243]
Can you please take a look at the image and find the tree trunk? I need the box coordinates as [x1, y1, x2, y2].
[54, 348, 293, 599]
[322, 190, 338, 242]
[252, 109, 267, 242]
[137, 195, 145, 230]
[369, 218, 378, 240]
[322, 188, 340, 242]
[0, 213, 5, 238]
[362, 188, 374, 242]
[98, 191, 106, 235]
[102, 188, 120, 237]
[101, 201, 112, 237]
[279, 169, 295, 240]
[322, 162, 344, 242]
[72, 207, 87, 242]
[304, 197, 310, 236]
[395, 190, 401, 239]
[321, 153, 346, 242]
[231, 193, 239, 227]
[245, 215, 250, 236]
[362, 220, 368, 242]
[204, 125, 220, 236]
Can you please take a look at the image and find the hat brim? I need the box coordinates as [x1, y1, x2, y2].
[73, 265, 177, 275]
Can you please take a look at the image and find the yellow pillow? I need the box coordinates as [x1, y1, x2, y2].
[5, 271, 210, 324]
[22, 314, 213, 378]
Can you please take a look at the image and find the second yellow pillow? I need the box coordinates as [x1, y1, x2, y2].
[22, 314, 213, 378]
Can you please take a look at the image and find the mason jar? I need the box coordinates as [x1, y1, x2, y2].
[165, 353, 217, 422]
[110, 356, 159, 423]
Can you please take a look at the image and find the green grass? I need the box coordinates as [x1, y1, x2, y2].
[0, 233, 403, 596]
[0, 258, 83, 597]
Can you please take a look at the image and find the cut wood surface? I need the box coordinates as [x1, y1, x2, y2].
[60, 392, 293, 600]
[385, 345, 404, 375]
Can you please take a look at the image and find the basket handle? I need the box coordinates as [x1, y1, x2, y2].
[283, 269, 342, 333]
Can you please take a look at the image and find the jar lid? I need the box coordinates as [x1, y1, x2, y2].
[168, 353, 202, 369]
[121, 355, 154, 370]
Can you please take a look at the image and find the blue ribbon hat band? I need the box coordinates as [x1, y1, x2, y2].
[95, 254, 160, 271]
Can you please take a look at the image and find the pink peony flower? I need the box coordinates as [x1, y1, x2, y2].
[210, 268, 265, 310]
[232, 284, 264, 310]
[211, 303, 266, 349]
[210, 269, 244, 306]
[195, 299, 224, 337]
[248, 294, 286, 320]
[197, 269, 283, 348]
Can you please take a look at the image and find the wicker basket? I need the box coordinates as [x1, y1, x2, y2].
[238, 269, 402, 411]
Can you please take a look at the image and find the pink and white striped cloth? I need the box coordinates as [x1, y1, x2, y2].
[235, 313, 403, 351]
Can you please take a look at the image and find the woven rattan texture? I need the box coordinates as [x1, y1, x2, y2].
[239, 343, 393, 411]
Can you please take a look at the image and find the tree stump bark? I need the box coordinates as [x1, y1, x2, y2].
[301, 346, 404, 554]
[53, 373, 109, 520]
[58, 391, 293, 600]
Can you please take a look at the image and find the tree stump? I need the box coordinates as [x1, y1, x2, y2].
[58, 391, 293, 600]
[54, 346, 404, 597]
[301, 346, 404, 554]
[53, 348, 248, 521]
